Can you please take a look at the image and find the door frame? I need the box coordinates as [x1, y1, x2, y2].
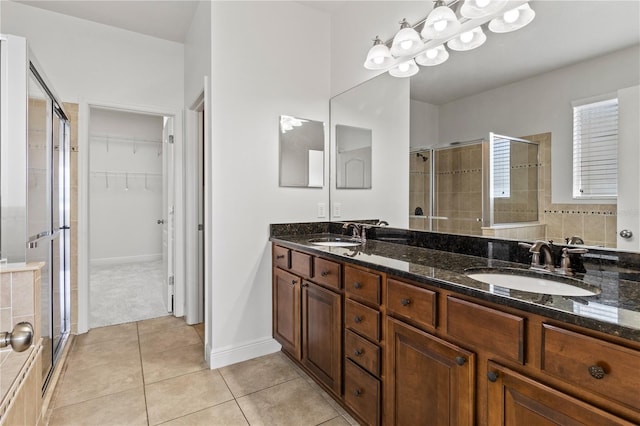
[77, 99, 185, 333]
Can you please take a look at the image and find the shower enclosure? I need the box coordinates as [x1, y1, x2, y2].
[0, 34, 71, 393]
[409, 133, 540, 235]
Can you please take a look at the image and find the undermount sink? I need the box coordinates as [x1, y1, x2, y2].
[308, 237, 363, 247]
[464, 267, 601, 297]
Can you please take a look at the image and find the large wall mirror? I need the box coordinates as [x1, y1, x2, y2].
[336, 125, 372, 189]
[279, 115, 325, 188]
[329, 0, 640, 250]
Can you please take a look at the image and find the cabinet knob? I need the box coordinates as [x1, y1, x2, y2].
[320, 271, 328, 277]
[455, 356, 466, 366]
[302, 283, 309, 288]
[487, 371, 499, 382]
[291, 279, 297, 285]
[353, 389, 362, 397]
[588, 365, 606, 379]
[353, 282, 362, 289]
[354, 315, 362, 324]
[354, 349, 363, 357]
[276, 254, 285, 259]
[400, 298, 411, 306]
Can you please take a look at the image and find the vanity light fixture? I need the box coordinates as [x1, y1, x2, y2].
[390, 19, 424, 56]
[280, 115, 308, 133]
[488, 3, 536, 33]
[364, 0, 535, 78]
[447, 26, 486, 51]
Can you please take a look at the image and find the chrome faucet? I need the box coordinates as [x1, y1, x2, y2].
[376, 220, 389, 226]
[558, 247, 588, 276]
[342, 222, 367, 241]
[519, 240, 555, 272]
[565, 235, 585, 245]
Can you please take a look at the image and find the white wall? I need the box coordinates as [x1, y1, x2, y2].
[89, 108, 163, 263]
[184, 0, 211, 107]
[410, 99, 439, 150]
[207, 1, 330, 366]
[437, 46, 640, 204]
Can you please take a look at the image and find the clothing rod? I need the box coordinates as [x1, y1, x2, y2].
[90, 171, 162, 178]
[89, 134, 162, 144]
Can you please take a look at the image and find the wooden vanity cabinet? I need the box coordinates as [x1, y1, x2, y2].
[273, 267, 301, 359]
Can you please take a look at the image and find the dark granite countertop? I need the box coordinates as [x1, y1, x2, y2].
[270, 233, 640, 343]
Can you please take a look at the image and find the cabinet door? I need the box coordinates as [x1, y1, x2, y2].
[386, 317, 475, 426]
[273, 268, 301, 360]
[302, 281, 342, 395]
[487, 361, 634, 426]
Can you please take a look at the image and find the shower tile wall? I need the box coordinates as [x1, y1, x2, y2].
[525, 132, 617, 247]
[409, 151, 430, 231]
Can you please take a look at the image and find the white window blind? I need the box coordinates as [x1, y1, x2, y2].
[492, 136, 510, 198]
[573, 98, 618, 198]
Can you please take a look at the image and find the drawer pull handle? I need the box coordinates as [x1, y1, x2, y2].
[353, 282, 362, 289]
[487, 371, 499, 382]
[276, 254, 285, 259]
[321, 271, 329, 277]
[302, 283, 309, 288]
[291, 279, 297, 285]
[354, 315, 362, 324]
[588, 365, 606, 379]
[400, 298, 411, 306]
[353, 389, 362, 397]
[354, 349, 363, 357]
[455, 356, 466, 366]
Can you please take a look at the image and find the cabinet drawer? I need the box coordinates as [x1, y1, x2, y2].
[344, 359, 380, 426]
[541, 324, 640, 410]
[313, 257, 341, 289]
[446, 297, 525, 364]
[345, 299, 381, 342]
[273, 245, 290, 270]
[345, 265, 381, 306]
[345, 329, 381, 377]
[291, 251, 312, 279]
[387, 278, 436, 331]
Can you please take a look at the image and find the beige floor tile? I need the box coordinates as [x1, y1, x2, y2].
[137, 315, 186, 335]
[219, 352, 300, 397]
[48, 388, 147, 426]
[54, 357, 143, 408]
[160, 400, 248, 426]
[142, 342, 207, 383]
[145, 369, 234, 425]
[236, 377, 338, 426]
[193, 322, 205, 341]
[320, 416, 352, 426]
[73, 322, 138, 348]
[139, 324, 201, 355]
[66, 337, 140, 372]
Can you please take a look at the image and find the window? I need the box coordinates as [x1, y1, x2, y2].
[492, 136, 510, 198]
[572, 97, 618, 198]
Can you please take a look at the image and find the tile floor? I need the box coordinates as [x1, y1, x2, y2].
[90, 260, 168, 328]
[46, 316, 359, 425]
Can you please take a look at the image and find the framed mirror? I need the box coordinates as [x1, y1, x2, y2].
[336, 125, 372, 189]
[279, 115, 325, 188]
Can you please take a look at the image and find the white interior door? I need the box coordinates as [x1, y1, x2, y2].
[617, 85, 640, 250]
[162, 116, 175, 312]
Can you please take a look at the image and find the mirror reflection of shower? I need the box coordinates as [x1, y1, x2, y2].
[409, 134, 540, 236]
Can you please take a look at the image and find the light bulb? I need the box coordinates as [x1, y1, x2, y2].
[433, 19, 448, 32]
[460, 31, 474, 43]
[399, 62, 410, 72]
[400, 39, 413, 50]
[503, 8, 520, 23]
[373, 56, 384, 65]
[426, 48, 438, 59]
[476, 0, 490, 7]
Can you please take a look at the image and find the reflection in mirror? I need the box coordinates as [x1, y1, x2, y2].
[336, 125, 372, 189]
[279, 115, 324, 188]
[330, 1, 639, 249]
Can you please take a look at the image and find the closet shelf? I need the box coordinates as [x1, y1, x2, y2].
[90, 133, 163, 155]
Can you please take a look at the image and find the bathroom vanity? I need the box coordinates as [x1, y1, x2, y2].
[270, 223, 640, 425]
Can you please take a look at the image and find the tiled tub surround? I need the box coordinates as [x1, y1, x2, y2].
[0, 263, 44, 425]
[270, 222, 640, 342]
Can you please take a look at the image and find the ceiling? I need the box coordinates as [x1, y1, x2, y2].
[12, 0, 200, 42]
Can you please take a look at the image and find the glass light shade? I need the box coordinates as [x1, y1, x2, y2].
[390, 23, 423, 57]
[488, 3, 535, 33]
[415, 45, 449, 66]
[421, 5, 461, 39]
[460, 0, 508, 19]
[447, 27, 487, 51]
[389, 59, 419, 78]
[364, 38, 393, 70]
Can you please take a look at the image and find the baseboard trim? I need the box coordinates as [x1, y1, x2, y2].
[208, 337, 281, 369]
[90, 254, 161, 266]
